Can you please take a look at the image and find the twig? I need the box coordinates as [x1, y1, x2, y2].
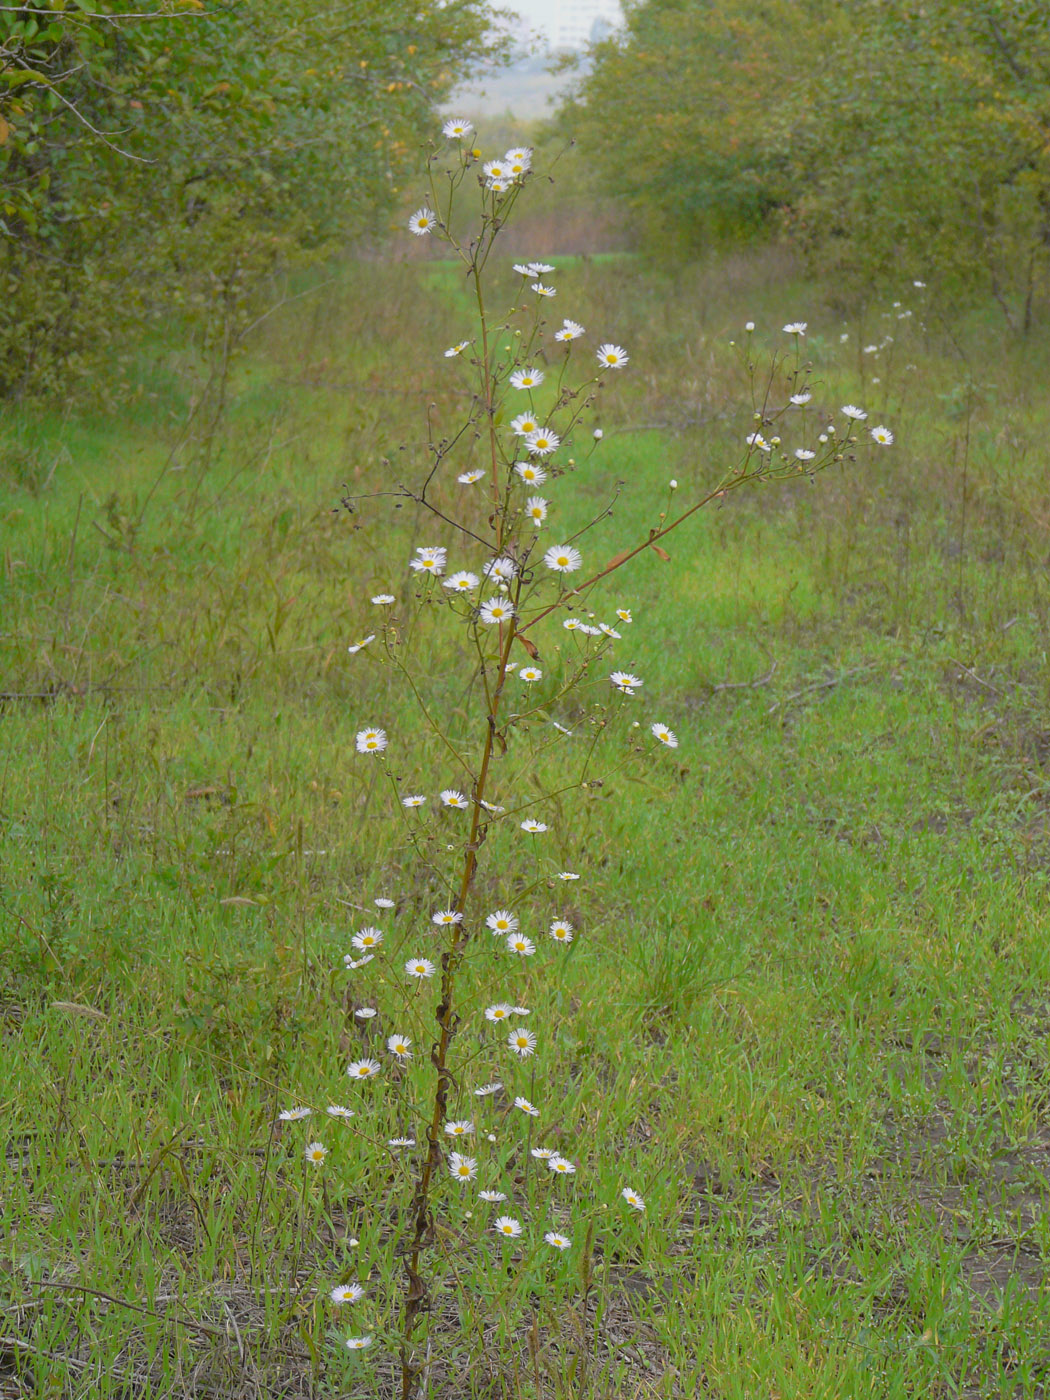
[711, 660, 777, 693]
[32, 1280, 224, 1338]
[946, 656, 1005, 697]
[767, 665, 872, 714]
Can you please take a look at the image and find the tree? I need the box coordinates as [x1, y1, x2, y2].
[0, 0, 499, 398]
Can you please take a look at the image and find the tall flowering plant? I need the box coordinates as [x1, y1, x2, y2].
[278, 121, 893, 1395]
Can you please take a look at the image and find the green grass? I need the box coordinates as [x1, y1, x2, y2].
[2, 247, 1050, 1398]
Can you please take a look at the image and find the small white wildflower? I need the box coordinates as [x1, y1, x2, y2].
[506, 933, 536, 957]
[386, 1033, 413, 1059]
[783, 321, 807, 335]
[444, 341, 469, 358]
[346, 1058, 381, 1081]
[355, 727, 387, 754]
[841, 404, 867, 420]
[555, 319, 585, 342]
[278, 1106, 311, 1122]
[494, 1215, 523, 1237]
[330, 1282, 365, 1304]
[621, 1186, 645, 1211]
[408, 208, 437, 236]
[508, 1027, 537, 1057]
[479, 597, 515, 625]
[545, 1231, 571, 1249]
[544, 544, 582, 573]
[371, 593, 396, 605]
[518, 666, 542, 682]
[456, 470, 485, 486]
[514, 1096, 540, 1116]
[405, 957, 436, 979]
[510, 367, 545, 390]
[441, 789, 469, 809]
[520, 819, 547, 833]
[442, 117, 473, 140]
[651, 722, 678, 748]
[610, 671, 642, 694]
[870, 425, 894, 445]
[347, 634, 375, 654]
[304, 1141, 328, 1164]
[596, 343, 628, 369]
[449, 1151, 477, 1182]
[401, 793, 426, 808]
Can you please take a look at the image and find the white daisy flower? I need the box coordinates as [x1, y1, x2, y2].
[511, 412, 540, 437]
[508, 1027, 537, 1057]
[548, 919, 573, 944]
[388, 1136, 415, 1148]
[510, 368, 545, 390]
[347, 635, 375, 654]
[651, 723, 678, 748]
[745, 320, 755, 332]
[518, 666, 543, 682]
[326, 1105, 354, 1119]
[841, 404, 867, 420]
[441, 789, 469, 809]
[351, 928, 383, 951]
[354, 1007, 377, 1020]
[557, 871, 580, 881]
[432, 908, 463, 926]
[544, 544, 582, 573]
[330, 1282, 365, 1304]
[621, 1186, 645, 1211]
[526, 496, 548, 525]
[529, 262, 555, 275]
[782, 321, 807, 335]
[485, 1003, 515, 1022]
[525, 429, 560, 456]
[374, 897, 395, 909]
[494, 1215, 522, 1237]
[371, 593, 396, 605]
[449, 1151, 477, 1182]
[442, 117, 473, 140]
[789, 392, 812, 406]
[506, 933, 536, 957]
[483, 556, 518, 580]
[548, 1155, 576, 1175]
[531, 283, 556, 298]
[531, 1147, 555, 1160]
[355, 727, 387, 754]
[520, 819, 547, 833]
[444, 1119, 474, 1137]
[386, 1034, 412, 1059]
[405, 957, 436, 979]
[346, 1058, 381, 1081]
[278, 1106, 311, 1122]
[514, 1096, 540, 1116]
[598, 623, 620, 639]
[615, 608, 632, 623]
[610, 671, 642, 694]
[596, 343, 628, 369]
[474, 1082, 503, 1096]
[445, 342, 469, 358]
[563, 617, 582, 631]
[545, 1231, 571, 1249]
[794, 448, 816, 461]
[514, 461, 547, 486]
[486, 910, 518, 934]
[480, 1189, 508, 1202]
[343, 954, 374, 970]
[456, 470, 485, 485]
[746, 432, 770, 452]
[345, 1335, 373, 1351]
[409, 545, 447, 574]
[483, 160, 508, 182]
[870, 425, 894, 444]
[304, 1141, 327, 1164]
[401, 794, 426, 808]
[513, 263, 534, 276]
[479, 598, 515, 625]
[555, 319, 585, 342]
[408, 208, 437, 236]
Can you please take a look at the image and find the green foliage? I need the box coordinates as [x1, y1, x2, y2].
[0, 0, 497, 399]
[563, 0, 1050, 322]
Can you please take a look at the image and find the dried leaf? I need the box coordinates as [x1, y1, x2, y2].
[650, 545, 671, 562]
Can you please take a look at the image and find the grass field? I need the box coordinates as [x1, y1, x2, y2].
[3, 244, 1050, 1398]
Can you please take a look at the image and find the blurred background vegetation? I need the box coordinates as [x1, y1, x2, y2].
[0, 0, 498, 401]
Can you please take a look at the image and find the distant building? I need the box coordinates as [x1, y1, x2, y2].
[554, 0, 623, 52]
